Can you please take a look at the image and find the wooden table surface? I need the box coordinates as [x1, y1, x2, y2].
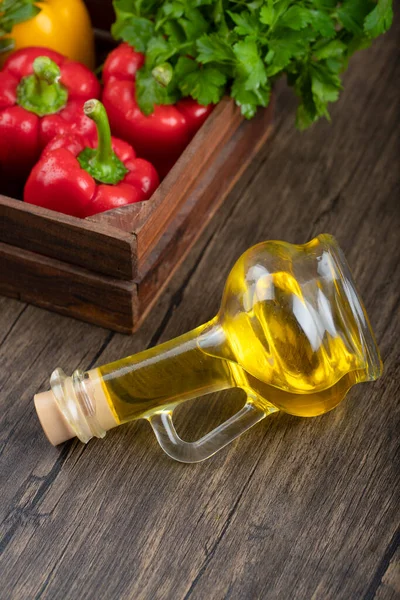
[1, 18, 399, 600]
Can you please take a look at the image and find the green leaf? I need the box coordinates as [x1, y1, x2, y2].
[115, 0, 394, 126]
[266, 28, 317, 75]
[146, 36, 174, 67]
[176, 57, 226, 104]
[260, 5, 275, 26]
[260, 0, 293, 28]
[308, 9, 336, 37]
[313, 40, 347, 60]
[1, 3, 40, 29]
[364, 0, 393, 38]
[233, 40, 267, 91]
[248, 0, 264, 10]
[135, 65, 179, 115]
[292, 58, 343, 129]
[231, 76, 270, 118]
[161, 1, 184, 19]
[293, 69, 323, 129]
[213, 0, 228, 33]
[197, 33, 235, 64]
[174, 56, 198, 78]
[179, 7, 209, 39]
[325, 57, 343, 73]
[310, 63, 342, 104]
[0, 38, 15, 53]
[111, 16, 155, 52]
[227, 10, 259, 37]
[279, 6, 312, 30]
[112, 0, 158, 17]
[312, 0, 337, 8]
[338, 0, 375, 36]
[163, 19, 186, 45]
[0, 0, 41, 35]
[296, 102, 318, 130]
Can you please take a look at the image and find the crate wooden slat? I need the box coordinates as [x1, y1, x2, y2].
[0, 199, 136, 279]
[0, 242, 137, 331]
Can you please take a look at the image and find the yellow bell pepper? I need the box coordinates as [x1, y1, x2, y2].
[1, 0, 95, 69]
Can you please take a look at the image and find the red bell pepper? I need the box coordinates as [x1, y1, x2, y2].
[102, 43, 214, 178]
[24, 99, 159, 218]
[0, 47, 100, 177]
[103, 42, 145, 84]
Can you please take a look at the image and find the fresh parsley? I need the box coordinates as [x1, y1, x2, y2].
[0, 0, 41, 53]
[112, 0, 393, 127]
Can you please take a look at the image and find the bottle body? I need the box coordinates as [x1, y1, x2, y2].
[92, 320, 364, 427]
[94, 235, 383, 424]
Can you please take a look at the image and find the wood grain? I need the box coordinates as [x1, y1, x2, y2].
[0, 14, 399, 600]
[0, 198, 136, 280]
[0, 242, 137, 332]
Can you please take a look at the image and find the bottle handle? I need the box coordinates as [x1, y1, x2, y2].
[149, 392, 277, 463]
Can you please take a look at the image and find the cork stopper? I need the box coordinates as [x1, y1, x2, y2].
[34, 369, 118, 446]
[34, 390, 76, 446]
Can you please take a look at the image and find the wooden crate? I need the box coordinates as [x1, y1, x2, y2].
[0, 2, 274, 333]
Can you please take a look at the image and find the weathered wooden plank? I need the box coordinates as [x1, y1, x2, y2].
[0, 197, 136, 280]
[0, 242, 137, 332]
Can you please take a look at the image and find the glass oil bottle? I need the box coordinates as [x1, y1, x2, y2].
[35, 234, 383, 462]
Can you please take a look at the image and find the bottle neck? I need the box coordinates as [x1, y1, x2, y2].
[34, 319, 235, 445]
[96, 318, 235, 424]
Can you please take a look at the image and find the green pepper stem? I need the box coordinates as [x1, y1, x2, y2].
[152, 63, 173, 88]
[84, 99, 113, 167]
[34, 57, 61, 105]
[17, 56, 68, 117]
[77, 99, 128, 185]
[33, 56, 62, 85]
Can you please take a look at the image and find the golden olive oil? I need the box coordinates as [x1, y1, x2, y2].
[98, 241, 380, 423]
